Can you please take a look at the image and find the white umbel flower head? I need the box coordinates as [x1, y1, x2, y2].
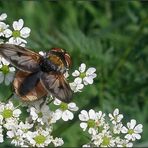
[0, 57, 15, 85]
[72, 63, 97, 85]
[6, 19, 31, 46]
[54, 99, 78, 121]
[121, 119, 143, 141]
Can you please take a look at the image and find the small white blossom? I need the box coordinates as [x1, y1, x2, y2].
[70, 77, 84, 92]
[7, 129, 25, 147]
[113, 123, 123, 134]
[79, 109, 105, 135]
[52, 137, 64, 147]
[0, 101, 21, 122]
[6, 19, 31, 46]
[18, 121, 34, 138]
[54, 99, 78, 121]
[0, 13, 7, 22]
[92, 130, 115, 147]
[28, 102, 53, 125]
[4, 118, 19, 130]
[109, 108, 123, 125]
[0, 57, 15, 85]
[6, 120, 33, 147]
[117, 139, 133, 147]
[72, 63, 97, 85]
[121, 119, 143, 141]
[26, 128, 52, 147]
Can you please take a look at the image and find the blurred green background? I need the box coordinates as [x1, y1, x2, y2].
[0, 0, 148, 147]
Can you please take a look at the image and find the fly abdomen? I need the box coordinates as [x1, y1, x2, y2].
[19, 72, 41, 96]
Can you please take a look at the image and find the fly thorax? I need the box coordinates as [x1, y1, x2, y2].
[39, 58, 65, 73]
[39, 58, 57, 72]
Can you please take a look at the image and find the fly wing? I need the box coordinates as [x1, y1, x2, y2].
[13, 71, 48, 101]
[0, 44, 41, 72]
[40, 72, 73, 103]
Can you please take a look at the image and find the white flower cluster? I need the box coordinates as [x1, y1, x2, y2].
[0, 100, 65, 147]
[0, 13, 31, 46]
[70, 63, 97, 92]
[79, 108, 143, 147]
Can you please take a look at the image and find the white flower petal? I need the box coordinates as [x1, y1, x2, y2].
[109, 113, 114, 120]
[8, 37, 15, 44]
[86, 67, 96, 75]
[5, 73, 14, 85]
[80, 122, 87, 131]
[0, 134, 3, 143]
[62, 110, 73, 121]
[68, 103, 78, 111]
[53, 99, 61, 105]
[79, 63, 86, 73]
[83, 76, 93, 85]
[9, 67, 15, 72]
[7, 131, 14, 138]
[134, 133, 141, 140]
[134, 124, 143, 133]
[20, 27, 31, 38]
[2, 57, 9, 65]
[121, 126, 128, 133]
[90, 73, 97, 79]
[13, 19, 24, 30]
[66, 110, 74, 120]
[55, 109, 62, 120]
[13, 109, 21, 117]
[89, 109, 96, 120]
[4, 29, 12, 38]
[77, 83, 84, 89]
[129, 119, 136, 129]
[117, 114, 123, 122]
[0, 13, 7, 21]
[79, 110, 89, 121]
[72, 70, 80, 77]
[88, 128, 97, 135]
[113, 108, 119, 116]
[125, 134, 132, 140]
[74, 77, 82, 84]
